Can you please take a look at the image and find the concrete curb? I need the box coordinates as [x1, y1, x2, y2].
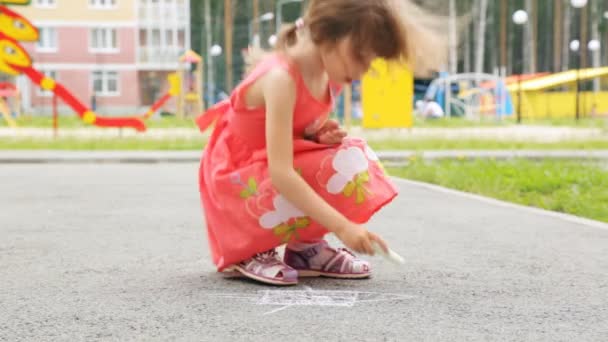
[0, 150, 607, 164]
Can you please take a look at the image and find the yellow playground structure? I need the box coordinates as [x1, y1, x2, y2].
[0, 82, 20, 128]
[176, 50, 204, 118]
[508, 67, 608, 118]
[361, 59, 414, 129]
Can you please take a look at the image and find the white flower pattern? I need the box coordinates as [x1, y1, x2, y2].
[327, 147, 369, 194]
[259, 195, 305, 229]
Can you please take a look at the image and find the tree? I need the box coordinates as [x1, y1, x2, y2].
[224, 0, 234, 91]
[499, 0, 508, 70]
[563, 0, 572, 71]
[554, 0, 563, 72]
[474, 0, 488, 74]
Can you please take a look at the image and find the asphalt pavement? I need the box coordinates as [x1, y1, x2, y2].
[1, 163, 607, 341]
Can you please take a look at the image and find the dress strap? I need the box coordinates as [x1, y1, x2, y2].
[195, 53, 300, 133]
[231, 53, 300, 111]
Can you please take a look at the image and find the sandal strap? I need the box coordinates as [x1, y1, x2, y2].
[239, 250, 298, 281]
[323, 249, 349, 273]
[284, 242, 371, 276]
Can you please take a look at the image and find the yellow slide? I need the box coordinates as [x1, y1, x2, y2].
[0, 97, 17, 128]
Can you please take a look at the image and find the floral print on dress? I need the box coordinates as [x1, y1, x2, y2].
[259, 195, 310, 242]
[327, 146, 372, 204]
[231, 172, 310, 242]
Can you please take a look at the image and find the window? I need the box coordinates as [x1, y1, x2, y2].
[92, 71, 119, 96]
[37, 70, 57, 97]
[89, 0, 116, 9]
[165, 30, 173, 47]
[89, 28, 118, 53]
[36, 27, 58, 52]
[151, 29, 161, 47]
[34, 0, 56, 8]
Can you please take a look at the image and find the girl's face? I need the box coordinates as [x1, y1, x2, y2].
[320, 37, 375, 84]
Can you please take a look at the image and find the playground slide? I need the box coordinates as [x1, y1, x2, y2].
[507, 67, 608, 92]
[0, 5, 146, 132]
[0, 97, 17, 128]
[141, 73, 180, 119]
[21, 67, 146, 131]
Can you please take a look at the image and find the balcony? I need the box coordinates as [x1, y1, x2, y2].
[138, 46, 184, 69]
[138, 3, 188, 26]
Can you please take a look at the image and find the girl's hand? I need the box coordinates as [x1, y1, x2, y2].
[334, 222, 388, 256]
[315, 119, 347, 145]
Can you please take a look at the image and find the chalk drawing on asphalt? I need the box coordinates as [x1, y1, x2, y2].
[208, 286, 415, 315]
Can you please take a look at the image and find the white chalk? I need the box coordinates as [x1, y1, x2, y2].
[372, 241, 405, 265]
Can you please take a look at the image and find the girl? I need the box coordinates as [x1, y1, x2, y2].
[197, 0, 445, 285]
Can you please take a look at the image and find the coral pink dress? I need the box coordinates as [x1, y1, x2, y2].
[197, 53, 398, 271]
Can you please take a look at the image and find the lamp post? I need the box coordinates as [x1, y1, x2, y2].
[206, 44, 222, 105]
[513, 9, 528, 124]
[571, 0, 588, 122]
[569, 39, 581, 121]
[588, 39, 601, 116]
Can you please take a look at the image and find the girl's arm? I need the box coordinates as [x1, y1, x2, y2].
[260, 69, 386, 255]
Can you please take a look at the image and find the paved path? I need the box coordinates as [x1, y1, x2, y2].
[0, 150, 607, 165]
[1, 164, 607, 341]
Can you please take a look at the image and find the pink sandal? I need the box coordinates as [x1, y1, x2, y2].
[227, 249, 299, 286]
[284, 240, 371, 279]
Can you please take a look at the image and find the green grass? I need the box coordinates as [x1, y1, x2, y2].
[4, 114, 608, 130]
[388, 159, 608, 223]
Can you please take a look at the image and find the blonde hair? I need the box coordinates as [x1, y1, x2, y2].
[244, 0, 447, 76]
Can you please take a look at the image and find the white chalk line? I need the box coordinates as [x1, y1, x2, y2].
[208, 286, 415, 316]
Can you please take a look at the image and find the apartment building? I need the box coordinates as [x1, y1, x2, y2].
[11, 0, 190, 115]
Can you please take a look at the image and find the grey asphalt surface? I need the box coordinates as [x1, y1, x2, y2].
[1, 150, 608, 165]
[1, 163, 607, 342]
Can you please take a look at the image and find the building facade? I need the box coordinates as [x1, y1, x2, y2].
[10, 0, 190, 115]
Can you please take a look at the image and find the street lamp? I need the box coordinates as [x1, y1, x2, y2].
[250, 12, 275, 47]
[570, 0, 588, 8]
[513, 9, 528, 124]
[588, 39, 601, 52]
[588, 39, 601, 113]
[569, 39, 599, 121]
[570, 39, 582, 121]
[570, 0, 588, 121]
[268, 35, 278, 47]
[210, 44, 223, 57]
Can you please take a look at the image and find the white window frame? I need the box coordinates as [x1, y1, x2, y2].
[91, 70, 120, 97]
[89, 0, 117, 10]
[36, 27, 58, 53]
[37, 70, 58, 97]
[34, 0, 57, 8]
[89, 28, 119, 53]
